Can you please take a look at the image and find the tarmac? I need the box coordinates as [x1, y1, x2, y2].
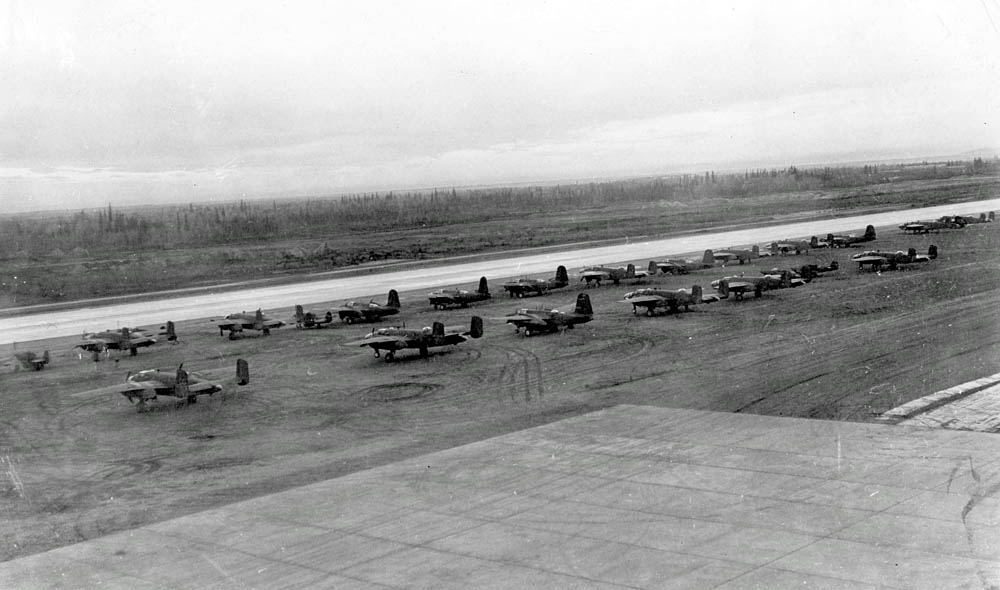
[3, 405, 999, 589]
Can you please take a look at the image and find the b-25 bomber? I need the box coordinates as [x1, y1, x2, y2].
[622, 286, 716, 316]
[579, 263, 648, 286]
[75, 360, 250, 412]
[77, 327, 157, 357]
[345, 316, 484, 361]
[504, 293, 593, 335]
[502, 266, 569, 298]
[852, 246, 938, 271]
[710, 270, 796, 300]
[826, 225, 876, 247]
[709, 246, 760, 265]
[294, 306, 335, 329]
[217, 309, 285, 338]
[429, 277, 490, 310]
[335, 289, 401, 323]
[768, 236, 824, 255]
[654, 252, 715, 275]
[899, 219, 963, 234]
[11, 350, 50, 371]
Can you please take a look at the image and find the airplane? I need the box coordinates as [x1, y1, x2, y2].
[710, 271, 794, 300]
[77, 327, 157, 357]
[579, 263, 648, 286]
[293, 305, 335, 329]
[502, 266, 569, 298]
[899, 219, 964, 234]
[12, 350, 50, 371]
[503, 293, 593, 335]
[76, 360, 250, 412]
[217, 309, 285, 338]
[799, 260, 840, 276]
[710, 245, 760, 265]
[852, 246, 938, 271]
[654, 252, 715, 275]
[768, 236, 825, 255]
[334, 289, 401, 323]
[428, 277, 490, 310]
[621, 286, 717, 316]
[344, 316, 484, 361]
[159, 321, 178, 344]
[826, 225, 877, 247]
[949, 212, 995, 224]
[759, 267, 810, 286]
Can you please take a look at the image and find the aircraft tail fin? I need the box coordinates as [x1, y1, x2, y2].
[718, 279, 730, 299]
[469, 316, 484, 339]
[703, 250, 715, 266]
[476, 276, 489, 296]
[751, 245, 759, 258]
[826, 233, 836, 244]
[41, 350, 50, 365]
[989, 211, 996, 222]
[625, 263, 636, 279]
[810, 236, 819, 248]
[800, 265, 815, 281]
[294, 305, 305, 323]
[865, 225, 876, 239]
[164, 320, 176, 342]
[575, 293, 594, 316]
[928, 244, 938, 259]
[175, 365, 190, 397]
[254, 309, 264, 330]
[387, 289, 401, 309]
[691, 285, 703, 302]
[648, 260, 658, 276]
[432, 321, 445, 337]
[555, 265, 569, 284]
[908, 247, 917, 258]
[236, 358, 250, 385]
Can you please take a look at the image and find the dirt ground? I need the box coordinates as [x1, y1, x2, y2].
[1, 218, 999, 562]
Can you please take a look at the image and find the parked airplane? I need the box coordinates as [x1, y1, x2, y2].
[77, 327, 157, 356]
[760, 267, 810, 286]
[429, 277, 490, 309]
[344, 316, 484, 361]
[654, 252, 715, 275]
[768, 236, 824, 255]
[799, 260, 840, 276]
[949, 212, 995, 224]
[710, 271, 794, 300]
[294, 305, 335, 329]
[502, 266, 569, 297]
[621, 286, 716, 316]
[899, 219, 963, 234]
[852, 246, 938, 271]
[217, 309, 285, 338]
[826, 225, 877, 247]
[335, 289, 401, 323]
[75, 360, 250, 411]
[710, 246, 760, 265]
[579, 263, 648, 286]
[12, 350, 49, 371]
[503, 293, 593, 335]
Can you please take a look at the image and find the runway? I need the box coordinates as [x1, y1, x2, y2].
[2, 197, 999, 346]
[3, 406, 998, 589]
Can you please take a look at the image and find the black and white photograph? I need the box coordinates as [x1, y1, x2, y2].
[1, 1, 999, 587]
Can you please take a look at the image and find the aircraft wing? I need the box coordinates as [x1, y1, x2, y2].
[579, 270, 609, 279]
[504, 314, 549, 327]
[852, 255, 888, 264]
[724, 280, 756, 292]
[622, 295, 666, 306]
[343, 335, 410, 348]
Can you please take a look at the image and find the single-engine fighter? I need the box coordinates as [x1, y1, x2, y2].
[654, 251, 715, 275]
[428, 277, 490, 309]
[826, 225, 876, 247]
[502, 266, 569, 297]
[294, 305, 335, 329]
[217, 309, 285, 338]
[12, 350, 50, 371]
[344, 316, 484, 361]
[504, 293, 593, 335]
[852, 246, 938, 271]
[768, 236, 824, 255]
[710, 271, 794, 300]
[710, 245, 760, 265]
[335, 289, 401, 323]
[579, 263, 648, 286]
[621, 286, 717, 316]
[76, 360, 250, 412]
[899, 219, 963, 234]
[77, 327, 157, 357]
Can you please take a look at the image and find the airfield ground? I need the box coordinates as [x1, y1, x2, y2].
[1, 215, 999, 563]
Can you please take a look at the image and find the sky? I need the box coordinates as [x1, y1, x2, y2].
[1, 0, 998, 213]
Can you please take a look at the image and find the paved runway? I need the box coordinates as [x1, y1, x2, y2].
[4, 405, 998, 589]
[3, 197, 999, 346]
